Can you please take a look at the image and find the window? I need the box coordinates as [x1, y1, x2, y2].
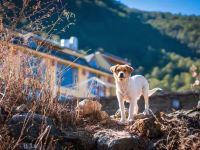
[23, 56, 45, 81]
[29, 57, 40, 77]
[73, 69, 78, 84]
[56, 64, 78, 87]
[97, 83, 105, 97]
[40, 60, 46, 81]
[11, 36, 24, 45]
[89, 59, 98, 68]
[88, 73, 98, 96]
[28, 38, 37, 49]
[26, 88, 42, 101]
[87, 73, 106, 97]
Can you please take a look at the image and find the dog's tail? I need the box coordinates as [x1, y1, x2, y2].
[148, 88, 162, 96]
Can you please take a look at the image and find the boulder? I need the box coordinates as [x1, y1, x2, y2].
[93, 129, 139, 150]
[177, 108, 200, 129]
[13, 104, 28, 113]
[97, 111, 110, 120]
[134, 117, 162, 139]
[64, 130, 95, 150]
[76, 99, 110, 121]
[8, 113, 59, 140]
[0, 106, 8, 124]
[7, 113, 82, 148]
[77, 99, 102, 116]
[197, 101, 200, 109]
[134, 113, 150, 120]
[154, 109, 200, 149]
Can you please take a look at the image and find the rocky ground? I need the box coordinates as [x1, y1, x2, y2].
[0, 99, 200, 150]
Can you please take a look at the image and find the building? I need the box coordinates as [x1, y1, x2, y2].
[0, 20, 130, 98]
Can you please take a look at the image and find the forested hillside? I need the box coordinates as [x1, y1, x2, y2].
[63, 0, 198, 66]
[143, 12, 200, 54]
[141, 12, 200, 90]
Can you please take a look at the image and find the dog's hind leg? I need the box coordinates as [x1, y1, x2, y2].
[143, 84, 150, 115]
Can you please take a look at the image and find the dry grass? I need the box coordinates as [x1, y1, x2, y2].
[0, 1, 77, 148]
[0, 1, 102, 148]
[0, 41, 78, 149]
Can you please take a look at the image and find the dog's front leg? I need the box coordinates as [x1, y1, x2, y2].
[117, 93, 126, 124]
[128, 100, 134, 123]
[133, 102, 138, 115]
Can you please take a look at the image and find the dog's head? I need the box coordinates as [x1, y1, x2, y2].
[110, 64, 134, 81]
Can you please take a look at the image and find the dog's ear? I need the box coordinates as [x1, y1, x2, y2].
[125, 65, 134, 74]
[110, 64, 119, 73]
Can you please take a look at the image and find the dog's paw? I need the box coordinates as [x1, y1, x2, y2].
[143, 109, 150, 115]
[128, 118, 134, 125]
[118, 119, 126, 125]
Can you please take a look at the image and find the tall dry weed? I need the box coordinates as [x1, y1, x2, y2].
[0, 0, 77, 149]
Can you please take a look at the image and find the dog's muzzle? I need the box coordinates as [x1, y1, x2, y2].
[119, 72, 125, 78]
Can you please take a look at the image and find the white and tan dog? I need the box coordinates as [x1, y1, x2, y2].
[110, 64, 161, 124]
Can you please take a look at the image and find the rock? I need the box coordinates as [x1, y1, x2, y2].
[197, 101, 200, 109]
[97, 111, 110, 120]
[0, 106, 8, 123]
[154, 109, 200, 149]
[14, 104, 28, 113]
[64, 130, 95, 150]
[187, 111, 200, 118]
[177, 108, 200, 129]
[18, 143, 38, 150]
[7, 113, 81, 147]
[77, 99, 102, 116]
[93, 129, 139, 150]
[175, 109, 199, 118]
[8, 113, 56, 140]
[134, 113, 150, 120]
[134, 117, 162, 139]
[76, 99, 110, 121]
[8, 113, 54, 125]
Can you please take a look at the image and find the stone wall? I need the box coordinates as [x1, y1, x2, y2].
[99, 91, 200, 115]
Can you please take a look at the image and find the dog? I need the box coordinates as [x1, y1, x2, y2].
[110, 64, 161, 124]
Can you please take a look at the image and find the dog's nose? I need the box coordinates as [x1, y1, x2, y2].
[119, 72, 124, 78]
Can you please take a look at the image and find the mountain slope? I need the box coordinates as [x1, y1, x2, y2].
[60, 0, 198, 70]
[142, 12, 200, 54]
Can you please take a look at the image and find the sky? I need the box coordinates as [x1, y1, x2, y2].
[119, 0, 200, 15]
